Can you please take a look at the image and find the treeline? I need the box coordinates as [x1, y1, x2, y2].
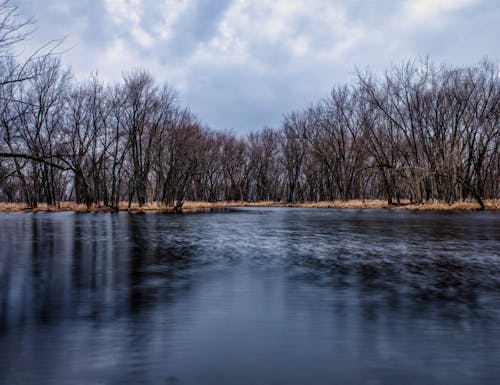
[0, 4, 498, 209]
[278, 59, 500, 209]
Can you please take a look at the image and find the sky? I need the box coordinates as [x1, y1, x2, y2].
[15, 0, 500, 134]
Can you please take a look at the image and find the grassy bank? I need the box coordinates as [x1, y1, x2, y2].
[0, 199, 499, 213]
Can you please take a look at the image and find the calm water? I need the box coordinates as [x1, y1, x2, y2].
[0, 208, 499, 385]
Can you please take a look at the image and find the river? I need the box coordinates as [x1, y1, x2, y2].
[0, 208, 499, 384]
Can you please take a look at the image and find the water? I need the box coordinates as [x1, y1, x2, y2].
[0, 208, 499, 385]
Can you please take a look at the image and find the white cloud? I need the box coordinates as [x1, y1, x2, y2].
[104, 0, 154, 47]
[186, 0, 369, 71]
[104, 0, 142, 24]
[155, 0, 194, 41]
[131, 26, 154, 47]
[91, 38, 162, 82]
[402, 0, 482, 27]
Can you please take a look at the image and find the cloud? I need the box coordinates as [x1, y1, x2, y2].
[184, 0, 370, 81]
[14, 0, 500, 133]
[104, 0, 142, 24]
[155, 0, 194, 41]
[401, 0, 482, 27]
[104, 0, 154, 47]
[172, 0, 374, 130]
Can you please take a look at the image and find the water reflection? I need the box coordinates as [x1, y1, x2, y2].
[0, 208, 499, 384]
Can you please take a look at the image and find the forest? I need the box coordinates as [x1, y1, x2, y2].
[0, 3, 499, 210]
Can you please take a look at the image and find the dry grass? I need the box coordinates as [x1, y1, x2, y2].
[0, 199, 498, 213]
[392, 199, 500, 211]
[289, 199, 389, 209]
[288, 199, 500, 210]
[0, 202, 93, 212]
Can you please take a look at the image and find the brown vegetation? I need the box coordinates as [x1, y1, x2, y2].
[0, 199, 498, 213]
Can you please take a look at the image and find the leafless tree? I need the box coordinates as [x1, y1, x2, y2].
[0, 2, 498, 214]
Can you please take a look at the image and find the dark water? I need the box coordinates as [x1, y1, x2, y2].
[0, 208, 499, 385]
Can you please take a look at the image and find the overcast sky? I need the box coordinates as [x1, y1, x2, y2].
[15, 0, 500, 134]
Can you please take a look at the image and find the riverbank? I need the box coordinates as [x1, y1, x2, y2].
[0, 199, 498, 212]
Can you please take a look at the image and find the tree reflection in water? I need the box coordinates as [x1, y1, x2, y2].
[0, 209, 499, 385]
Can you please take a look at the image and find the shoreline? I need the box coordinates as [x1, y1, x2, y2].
[0, 199, 498, 213]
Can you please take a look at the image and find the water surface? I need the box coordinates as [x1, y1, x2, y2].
[1, 208, 499, 384]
